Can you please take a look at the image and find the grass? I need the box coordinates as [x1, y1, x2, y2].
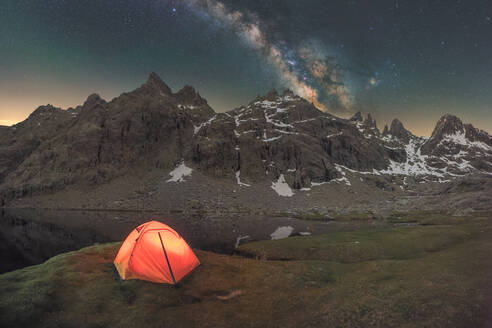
[294, 211, 331, 221]
[0, 213, 491, 327]
[284, 210, 374, 221]
[387, 210, 492, 226]
[331, 212, 375, 221]
[237, 225, 475, 262]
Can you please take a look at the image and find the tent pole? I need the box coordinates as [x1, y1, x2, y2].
[158, 232, 177, 284]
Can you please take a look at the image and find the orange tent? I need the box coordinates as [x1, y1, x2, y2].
[114, 221, 200, 284]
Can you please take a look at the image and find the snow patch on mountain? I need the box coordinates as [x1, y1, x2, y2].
[271, 174, 294, 197]
[263, 135, 282, 142]
[167, 161, 193, 182]
[194, 115, 216, 135]
[327, 132, 343, 138]
[235, 235, 250, 248]
[439, 131, 492, 152]
[333, 165, 352, 185]
[178, 104, 197, 110]
[379, 138, 446, 177]
[270, 226, 294, 240]
[264, 108, 293, 128]
[236, 171, 251, 187]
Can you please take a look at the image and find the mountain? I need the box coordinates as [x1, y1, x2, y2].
[1, 73, 491, 212]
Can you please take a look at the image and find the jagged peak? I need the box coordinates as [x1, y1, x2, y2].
[350, 111, 363, 121]
[390, 118, 405, 130]
[266, 89, 279, 99]
[421, 114, 492, 153]
[436, 114, 463, 130]
[364, 113, 377, 129]
[440, 113, 462, 121]
[175, 85, 208, 107]
[282, 89, 295, 97]
[30, 104, 61, 115]
[176, 85, 197, 97]
[388, 119, 413, 142]
[142, 72, 172, 94]
[25, 104, 64, 122]
[251, 89, 282, 103]
[382, 124, 389, 135]
[83, 93, 106, 108]
[36, 104, 57, 110]
[427, 114, 492, 145]
[429, 114, 464, 140]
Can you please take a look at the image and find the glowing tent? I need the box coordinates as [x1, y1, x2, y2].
[114, 221, 200, 284]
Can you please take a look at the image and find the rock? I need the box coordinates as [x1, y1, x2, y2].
[143, 72, 173, 95]
[452, 207, 474, 216]
[350, 111, 363, 121]
[364, 113, 377, 129]
[388, 119, 412, 143]
[382, 124, 389, 135]
[0, 73, 491, 206]
[83, 93, 106, 108]
[175, 85, 209, 108]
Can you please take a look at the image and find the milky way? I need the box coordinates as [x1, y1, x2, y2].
[2, 0, 491, 135]
[185, 0, 353, 113]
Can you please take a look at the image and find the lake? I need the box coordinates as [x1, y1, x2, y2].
[0, 208, 386, 273]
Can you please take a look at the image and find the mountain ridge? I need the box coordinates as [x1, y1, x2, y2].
[1, 73, 490, 137]
[0, 73, 491, 208]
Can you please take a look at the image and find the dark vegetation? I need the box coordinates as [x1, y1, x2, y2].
[0, 212, 491, 327]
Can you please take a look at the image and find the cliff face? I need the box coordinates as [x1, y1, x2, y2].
[0, 73, 491, 205]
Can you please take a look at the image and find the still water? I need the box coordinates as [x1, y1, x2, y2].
[0, 208, 384, 274]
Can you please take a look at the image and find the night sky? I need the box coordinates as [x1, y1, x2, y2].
[1, 0, 491, 136]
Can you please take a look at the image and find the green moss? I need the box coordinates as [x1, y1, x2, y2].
[387, 211, 466, 225]
[332, 212, 375, 221]
[291, 211, 374, 221]
[1, 214, 491, 327]
[294, 212, 331, 221]
[238, 225, 475, 262]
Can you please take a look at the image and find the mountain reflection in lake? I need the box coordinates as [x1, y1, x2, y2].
[0, 208, 386, 274]
[0, 209, 145, 273]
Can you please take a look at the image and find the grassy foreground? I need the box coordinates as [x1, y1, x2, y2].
[1, 214, 491, 327]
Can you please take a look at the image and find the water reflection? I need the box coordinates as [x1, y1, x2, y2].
[0, 208, 385, 274]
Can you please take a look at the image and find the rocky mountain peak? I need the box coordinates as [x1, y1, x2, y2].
[265, 89, 279, 100]
[420, 114, 492, 166]
[382, 124, 389, 135]
[176, 85, 196, 96]
[421, 114, 491, 154]
[35, 104, 57, 111]
[29, 104, 61, 118]
[364, 113, 377, 129]
[1, 73, 491, 208]
[282, 89, 295, 97]
[350, 111, 363, 122]
[430, 114, 464, 140]
[142, 72, 172, 95]
[82, 93, 106, 108]
[388, 119, 412, 142]
[175, 85, 208, 107]
[389, 118, 405, 133]
[251, 89, 281, 104]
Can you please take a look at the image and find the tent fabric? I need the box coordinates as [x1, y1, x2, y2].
[114, 221, 200, 284]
